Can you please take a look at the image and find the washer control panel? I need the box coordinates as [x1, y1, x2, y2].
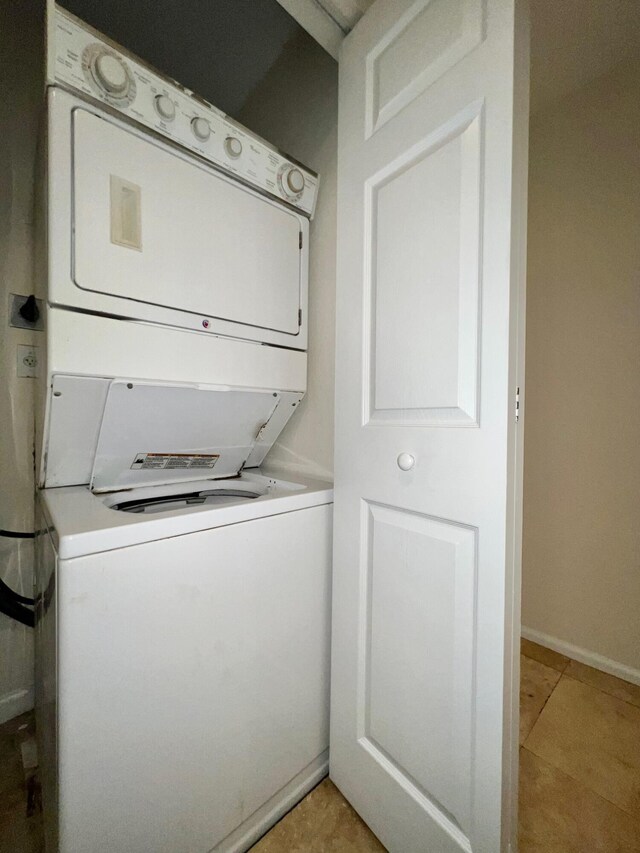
[51, 6, 319, 216]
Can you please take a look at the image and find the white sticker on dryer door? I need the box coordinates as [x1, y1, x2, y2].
[110, 175, 142, 250]
[131, 453, 220, 470]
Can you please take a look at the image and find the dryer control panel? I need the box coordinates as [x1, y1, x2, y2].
[50, 5, 319, 217]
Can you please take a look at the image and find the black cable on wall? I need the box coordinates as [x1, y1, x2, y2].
[0, 527, 37, 624]
[1, 528, 36, 539]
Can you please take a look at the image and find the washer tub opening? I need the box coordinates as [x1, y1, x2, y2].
[110, 488, 263, 514]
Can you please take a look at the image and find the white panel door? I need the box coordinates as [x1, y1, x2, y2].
[331, 0, 529, 851]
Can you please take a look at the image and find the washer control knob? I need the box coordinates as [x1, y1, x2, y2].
[224, 136, 243, 158]
[94, 52, 129, 95]
[286, 167, 305, 195]
[397, 452, 415, 471]
[191, 117, 211, 141]
[154, 94, 175, 121]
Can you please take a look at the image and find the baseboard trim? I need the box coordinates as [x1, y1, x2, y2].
[522, 626, 640, 687]
[0, 688, 34, 726]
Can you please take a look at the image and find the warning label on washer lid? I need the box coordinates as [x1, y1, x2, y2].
[131, 453, 220, 471]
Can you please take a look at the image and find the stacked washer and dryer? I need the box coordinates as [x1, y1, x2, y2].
[34, 7, 333, 852]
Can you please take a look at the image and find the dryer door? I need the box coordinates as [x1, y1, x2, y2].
[69, 105, 305, 343]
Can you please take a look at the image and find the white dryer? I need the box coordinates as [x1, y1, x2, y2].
[37, 83, 312, 485]
[34, 6, 332, 853]
[36, 5, 320, 483]
[46, 84, 310, 350]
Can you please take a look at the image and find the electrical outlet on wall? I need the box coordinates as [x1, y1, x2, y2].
[17, 345, 38, 378]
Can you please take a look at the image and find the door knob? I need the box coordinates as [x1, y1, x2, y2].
[397, 453, 415, 471]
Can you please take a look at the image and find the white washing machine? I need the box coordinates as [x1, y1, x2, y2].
[34, 6, 332, 852]
[35, 469, 332, 853]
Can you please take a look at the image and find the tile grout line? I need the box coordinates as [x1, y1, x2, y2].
[521, 650, 637, 744]
[520, 745, 640, 827]
[522, 648, 640, 709]
[559, 671, 640, 712]
[521, 668, 564, 746]
[522, 667, 640, 823]
[523, 737, 640, 822]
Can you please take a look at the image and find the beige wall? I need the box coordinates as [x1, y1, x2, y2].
[0, 0, 43, 721]
[240, 33, 338, 481]
[523, 58, 640, 672]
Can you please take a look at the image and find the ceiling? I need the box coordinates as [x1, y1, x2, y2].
[530, 0, 640, 113]
[316, 0, 373, 31]
[61, 0, 640, 119]
[61, 0, 304, 117]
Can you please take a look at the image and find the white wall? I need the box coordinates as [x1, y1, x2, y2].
[522, 58, 640, 675]
[240, 33, 338, 481]
[0, 0, 43, 722]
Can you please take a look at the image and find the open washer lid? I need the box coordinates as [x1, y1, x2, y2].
[90, 380, 302, 492]
[43, 376, 303, 491]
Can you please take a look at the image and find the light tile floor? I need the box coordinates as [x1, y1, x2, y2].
[0, 712, 41, 853]
[517, 642, 640, 852]
[3, 641, 640, 851]
[254, 641, 640, 851]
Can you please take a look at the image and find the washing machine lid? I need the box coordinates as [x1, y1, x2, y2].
[44, 376, 303, 491]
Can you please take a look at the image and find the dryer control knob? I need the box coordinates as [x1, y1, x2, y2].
[94, 52, 129, 96]
[155, 94, 175, 121]
[286, 167, 305, 194]
[224, 136, 243, 158]
[191, 117, 211, 142]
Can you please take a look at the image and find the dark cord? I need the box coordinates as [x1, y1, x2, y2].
[0, 577, 34, 606]
[0, 595, 34, 627]
[0, 528, 36, 539]
[0, 528, 37, 623]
